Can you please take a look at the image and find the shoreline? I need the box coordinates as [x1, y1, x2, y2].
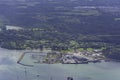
[16, 50, 105, 65]
[0, 47, 119, 65]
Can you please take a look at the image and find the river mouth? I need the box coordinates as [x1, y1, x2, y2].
[0, 48, 120, 80]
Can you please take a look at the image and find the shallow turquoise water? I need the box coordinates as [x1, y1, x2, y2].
[0, 48, 120, 80]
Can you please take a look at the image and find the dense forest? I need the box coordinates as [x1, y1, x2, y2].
[0, 0, 120, 60]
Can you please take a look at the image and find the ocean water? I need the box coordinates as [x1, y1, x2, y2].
[0, 48, 120, 80]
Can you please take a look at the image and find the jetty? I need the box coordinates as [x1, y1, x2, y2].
[17, 52, 26, 63]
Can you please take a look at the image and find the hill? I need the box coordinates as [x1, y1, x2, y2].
[0, 0, 120, 59]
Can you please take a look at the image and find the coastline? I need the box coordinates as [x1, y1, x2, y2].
[16, 50, 105, 65]
[0, 47, 119, 65]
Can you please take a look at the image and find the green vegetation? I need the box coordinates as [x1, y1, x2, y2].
[87, 48, 93, 52]
[78, 48, 84, 51]
[0, 0, 120, 60]
[103, 47, 120, 60]
[0, 26, 120, 61]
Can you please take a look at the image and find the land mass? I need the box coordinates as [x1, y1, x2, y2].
[0, 0, 120, 60]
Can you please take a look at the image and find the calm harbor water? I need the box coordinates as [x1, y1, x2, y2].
[0, 48, 120, 80]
